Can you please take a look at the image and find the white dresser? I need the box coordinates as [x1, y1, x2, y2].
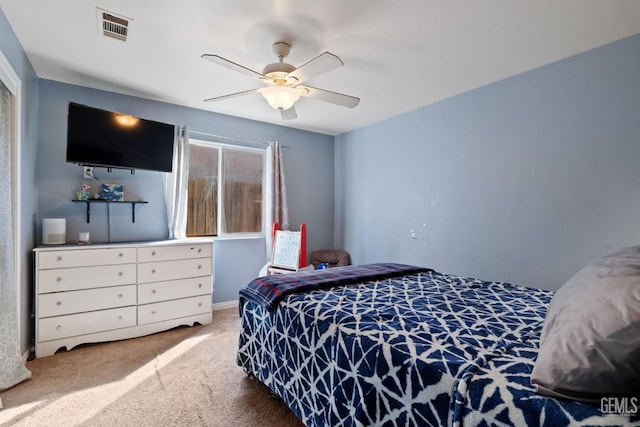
[34, 239, 213, 358]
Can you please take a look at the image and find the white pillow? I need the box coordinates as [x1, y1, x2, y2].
[531, 246, 640, 402]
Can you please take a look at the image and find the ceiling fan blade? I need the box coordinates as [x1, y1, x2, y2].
[287, 52, 343, 84]
[203, 88, 259, 102]
[298, 85, 360, 108]
[280, 105, 297, 120]
[201, 54, 265, 79]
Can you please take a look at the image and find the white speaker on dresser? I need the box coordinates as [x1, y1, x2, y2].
[42, 218, 66, 245]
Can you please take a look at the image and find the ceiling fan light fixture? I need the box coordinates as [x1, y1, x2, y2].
[260, 85, 300, 110]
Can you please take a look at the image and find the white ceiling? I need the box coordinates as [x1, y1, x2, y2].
[1, 1, 640, 136]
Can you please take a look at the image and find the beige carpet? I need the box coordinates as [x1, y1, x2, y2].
[0, 308, 305, 427]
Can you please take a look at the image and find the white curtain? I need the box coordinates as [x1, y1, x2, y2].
[165, 126, 190, 239]
[264, 141, 289, 260]
[0, 81, 31, 391]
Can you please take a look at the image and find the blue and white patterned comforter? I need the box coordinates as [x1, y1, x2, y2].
[237, 266, 639, 426]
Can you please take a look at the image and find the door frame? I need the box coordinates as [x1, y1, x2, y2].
[0, 48, 23, 351]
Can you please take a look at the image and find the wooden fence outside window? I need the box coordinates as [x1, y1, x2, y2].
[187, 178, 261, 236]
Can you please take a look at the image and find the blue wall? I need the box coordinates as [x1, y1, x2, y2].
[36, 80, 335, 304]
[336, 33, 640, 291]
[0, 8, 39, 356]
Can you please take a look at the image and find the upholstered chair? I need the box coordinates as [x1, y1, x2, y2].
[310, 249, 351, 268]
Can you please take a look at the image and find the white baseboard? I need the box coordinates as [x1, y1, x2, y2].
[22, 347, 30, 364]
[212, 300, 238, 311]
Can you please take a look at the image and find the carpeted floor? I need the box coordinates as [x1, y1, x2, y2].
[0, 307, 305, 427]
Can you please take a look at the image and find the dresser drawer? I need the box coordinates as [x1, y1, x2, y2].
[138, 295, 211, 325]
[138, 243, 212, 262]
[38, 247, 137, 269]
[38, 306, 137, 342]
[138, 277, 212, 304]
[138, 258, 212, 283]
[38, 285, 136, 318]
[38, 264, 137, 293]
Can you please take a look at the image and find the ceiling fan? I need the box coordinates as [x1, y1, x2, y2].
[201, 41, 360, 120]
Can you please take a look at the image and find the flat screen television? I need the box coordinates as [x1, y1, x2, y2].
[66, 102, 176, 172]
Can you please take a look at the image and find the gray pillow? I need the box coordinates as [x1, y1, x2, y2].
[531, 246, 640, 402]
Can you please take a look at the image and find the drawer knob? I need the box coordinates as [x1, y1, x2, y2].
[118, 272, 123, 277]
[151, 310, 156, 315]
[152, 251, 156, 256]
[197, 265, 202, 270]
[118, 293, 123, 298]
[151, 269, 156, 274]
[56, 325, 62, 331]
[118, 252, 123, 257]
[57, 256, 62, 261]
[56, 277, 62, 282]
[118, 316, 123, 320]
[152, 289, 156, 294]
[198, 248, 202, 253]
[198, 283, 202, 288]
[56, 301, 62, 306]
[198, 302, 202, 307]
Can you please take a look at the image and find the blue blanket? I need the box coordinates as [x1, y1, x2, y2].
[239, 263, 432, 311]
[237, 269, 640, 426]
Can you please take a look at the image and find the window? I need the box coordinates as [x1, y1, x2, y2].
[187, 140, 264, 236]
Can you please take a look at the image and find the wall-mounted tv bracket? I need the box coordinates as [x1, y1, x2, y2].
[72, 199, 148, 223]
[104, 167, 136, 174]
[82, 164, 136, 175]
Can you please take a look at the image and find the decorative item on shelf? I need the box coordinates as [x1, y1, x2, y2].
[76, 184, 90, 201]
[100, 183, 124, 201]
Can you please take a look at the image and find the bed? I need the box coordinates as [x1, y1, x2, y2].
[237, 262, 640, 426]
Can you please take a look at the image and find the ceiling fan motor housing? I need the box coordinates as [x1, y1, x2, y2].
[263, 41, 297, 85]
[263, 63, 296, 84]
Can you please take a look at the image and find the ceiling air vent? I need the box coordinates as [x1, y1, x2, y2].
[97, 8, 133, 42]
